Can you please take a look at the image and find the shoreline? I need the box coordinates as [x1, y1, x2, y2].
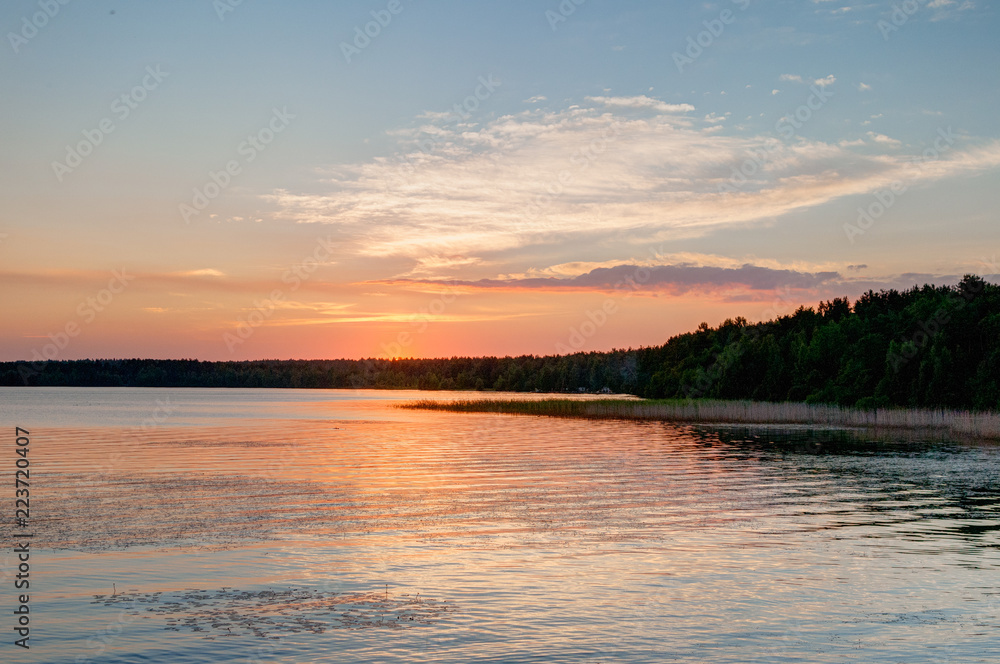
[399, 398, 1000, 441]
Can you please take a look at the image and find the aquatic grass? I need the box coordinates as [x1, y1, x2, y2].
[400, 398, 1000, 440]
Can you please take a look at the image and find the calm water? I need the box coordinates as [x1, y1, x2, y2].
[1, 387, 998, 663]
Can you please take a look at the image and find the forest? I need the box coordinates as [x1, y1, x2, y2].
[3, 274, 998, 411]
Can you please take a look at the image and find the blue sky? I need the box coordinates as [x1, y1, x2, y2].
[1, 0, 998, 360]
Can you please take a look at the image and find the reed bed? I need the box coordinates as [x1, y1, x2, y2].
[400, 398, 1000, 440]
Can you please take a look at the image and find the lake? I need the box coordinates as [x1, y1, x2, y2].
[1, 387, 998, 663]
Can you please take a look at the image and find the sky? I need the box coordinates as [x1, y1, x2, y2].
[1, 0, 998, 362]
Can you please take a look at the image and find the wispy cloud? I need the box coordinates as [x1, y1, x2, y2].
[928, 0, 975, 19]
[866, 131, 902, 146]
[779, 73, 835, 87]
[584, 95, 696, 113]
[177, 268, 226, 278]
[264, 97, 1000, 279]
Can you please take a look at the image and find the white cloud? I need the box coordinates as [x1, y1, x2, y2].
[585, 95, 696, 114]
[858, 82, 872, 91]
[177, 269, 225, 277]
[263, 98, 1000, 276]
[779, 74, 835, 88]
[404, 255, 484, 276]
[928, 0, 975, 19]
[866, 131, 902, 146]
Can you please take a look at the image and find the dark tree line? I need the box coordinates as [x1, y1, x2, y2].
[3, 275, 998, 410]
[637, 274, 998, 410]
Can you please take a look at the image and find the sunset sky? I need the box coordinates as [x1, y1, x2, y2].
[2, 0, 998, 361]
